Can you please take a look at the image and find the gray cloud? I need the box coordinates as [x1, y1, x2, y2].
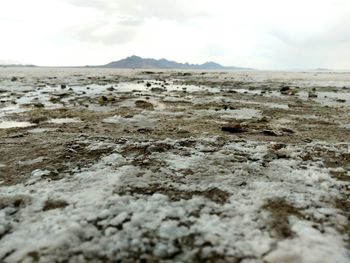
[62, 0, 213, 46]
[65, 20, 138, 45]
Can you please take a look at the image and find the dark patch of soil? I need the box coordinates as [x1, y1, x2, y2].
[117, 184, 230, 204]
[221, 124, 245, 133]
[43, 199, 69, 211]
[0, 195, 31, 209]
[262, 198, 304, 239]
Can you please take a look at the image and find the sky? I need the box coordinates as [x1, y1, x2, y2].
[0, 0, 350, 69]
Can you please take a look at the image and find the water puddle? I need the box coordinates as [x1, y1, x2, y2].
[205, 108, 261, 120]
[18, 157, 45, 166]
[103, 114, 156, 128]
[48, 118, 82, 124]
[0, 105, 28, 118]
[114, 81, 220, 94]
[225, 108, 261, 120]
[28, 128, 57, 133]
[316, 92, 350, 107]
[297, 91, 350, 106]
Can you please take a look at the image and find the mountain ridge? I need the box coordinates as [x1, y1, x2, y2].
[98, 55, 253, 70]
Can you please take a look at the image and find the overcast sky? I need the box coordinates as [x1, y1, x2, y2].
[1, 0, 350, 69]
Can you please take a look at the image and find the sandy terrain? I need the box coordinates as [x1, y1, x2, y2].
[0, 68, 349, 262]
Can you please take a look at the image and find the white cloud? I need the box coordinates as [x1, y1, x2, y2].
[0, 0, 350, 69]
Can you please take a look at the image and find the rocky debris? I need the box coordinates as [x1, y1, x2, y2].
[98, 95, 116, 104]
[29, 116, 48, 124]
[280, 127, 295, 134]
[135, 100, 154, 110]
[270, 143, 286, 151]
[221, 123, 245, 133]
[280, 85, 290, 94]
[52, 92, 71, 98]
[8, 133, 26, 138]
[308, 92, 318, 98]
[32, 103, 45, 108]
[262, 130, 281, 136]
[258, 117, 269, 123]
[137, 128, 152, 133]
[49, 96, 61, 103]
[151, 87, 165, 92]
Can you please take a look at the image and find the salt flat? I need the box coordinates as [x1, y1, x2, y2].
[0, 68, 349, 262]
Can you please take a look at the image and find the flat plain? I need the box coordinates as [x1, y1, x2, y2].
[0, 68, 349, 262]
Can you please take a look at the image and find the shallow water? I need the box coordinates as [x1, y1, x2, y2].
[316, 92, 350, 107]
[48, 118, 82, 124]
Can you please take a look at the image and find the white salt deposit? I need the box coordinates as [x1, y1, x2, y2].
[0, 121, 34, 129]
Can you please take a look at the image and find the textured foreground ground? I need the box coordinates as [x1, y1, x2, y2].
[0, 69, 349, 262]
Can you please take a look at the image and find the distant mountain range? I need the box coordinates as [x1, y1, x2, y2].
[0, 56, 253, 70]
[0, 64, 36, 68]
[98, 55, 252, 70]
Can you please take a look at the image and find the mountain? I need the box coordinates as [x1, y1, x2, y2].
[0, 59, 36, 67]
[0, 64, 36, 68]
[99, 55, 252, 70]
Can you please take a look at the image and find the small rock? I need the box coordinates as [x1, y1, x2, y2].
[308, 92, 317, 98]
[107, 86, 115, 91]
[11, 77, 18, 82]
[108, 96, 116, 102]
[238, 181, 247, 187]
[98, 96, 108, 104]
[135, 100, 154, 110]
[49, 97, 60, 103]
[33, 103, 45, 108]
[280, 86, 290, 93]
[336, 99, 346, 103]
[271, 143, 286, 150]
[137, 128, 152, 133]
[30, 116, 48, 124]
[221, 123, 245, 133]
[151, 87, 164, 93]
[61, 84, 67, 89]
[146, 82, 152, 87]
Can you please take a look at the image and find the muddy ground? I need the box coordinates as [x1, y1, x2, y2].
[0, 68, 349, 262]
